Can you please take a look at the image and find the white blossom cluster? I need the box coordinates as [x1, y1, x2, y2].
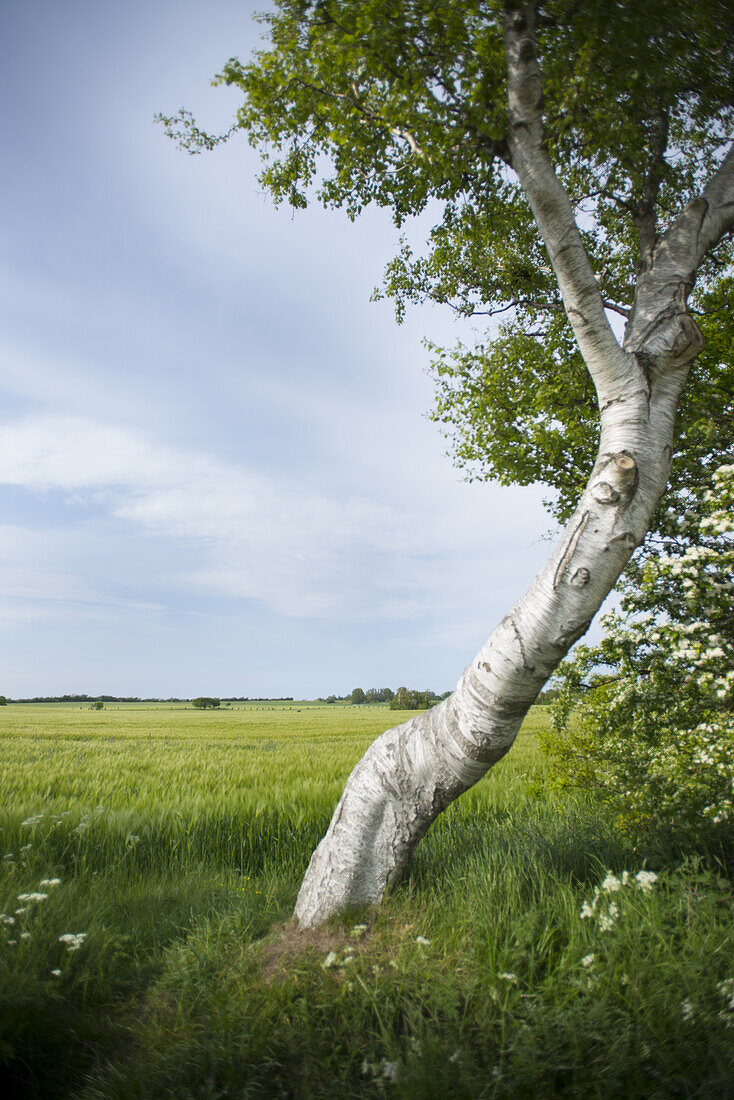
[548, 463, 734, 835]
[1, 871, 88, 977]
[580, 870, 658, 931]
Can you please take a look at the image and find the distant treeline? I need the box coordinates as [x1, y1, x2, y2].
[321, 688, 453, 709]
[2, 688, 558, 706]
[5, 694, 298, 704]
[10, 694, 185, 703]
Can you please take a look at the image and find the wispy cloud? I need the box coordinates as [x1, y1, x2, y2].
[0, 414, 550, 623]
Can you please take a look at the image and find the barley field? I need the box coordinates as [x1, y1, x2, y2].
[1, 703, 733, 1098]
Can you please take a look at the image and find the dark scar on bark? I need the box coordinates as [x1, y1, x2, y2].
[555, 619, 592, 649]
[606, 531, 638, 551]
[553, 510, 590, 589]
[507, 615, 534, 672]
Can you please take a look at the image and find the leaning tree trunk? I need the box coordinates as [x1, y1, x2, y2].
[294, 4, 734, 927]
[295, 387, 681, 926]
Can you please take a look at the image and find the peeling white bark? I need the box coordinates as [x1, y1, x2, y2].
[293, 3, 734, 928]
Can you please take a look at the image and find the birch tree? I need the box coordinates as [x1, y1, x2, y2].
[161, 0, 734, 926]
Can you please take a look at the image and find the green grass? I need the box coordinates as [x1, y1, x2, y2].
[1, 703, 733, 1098]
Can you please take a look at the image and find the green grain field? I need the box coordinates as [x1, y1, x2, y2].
[1, 703, 733, 1099]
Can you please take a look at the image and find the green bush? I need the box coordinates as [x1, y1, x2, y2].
[191, 696, 221, 709]
[542, 463, 734, 839]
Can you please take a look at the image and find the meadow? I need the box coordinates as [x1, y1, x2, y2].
[1, 702, 733, 1098]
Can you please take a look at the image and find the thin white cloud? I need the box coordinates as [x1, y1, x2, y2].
[0, 523, 164, 630]
[0, 414, 551, 623]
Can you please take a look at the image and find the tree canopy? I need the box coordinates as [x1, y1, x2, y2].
[161, 0, 734, 530]
[191, 697, 221, 709]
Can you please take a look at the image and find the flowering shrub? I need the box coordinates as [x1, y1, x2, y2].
[542, 463, 734, 837]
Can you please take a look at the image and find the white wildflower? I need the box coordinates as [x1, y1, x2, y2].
[322, 950, 339, 969]
[598, 904, 618, 932]
[351, 924, 368, 939]
[415, 936, 431, 946]
[601, 873, 623, 893]
[581, 954, 595, 968]
[717, 978, 734, 1011]
[50, 968, 62, 977]
[0, 915, 15, 925]
[58, 932, 87, 952]
[39, 878, 61, 888]
[381, 1060, 400, 1081]
[580, 900, 596, 919]
[681, 1000, 695, 1021]
[635, 870, 658, 891]
[498, 972, 518, 983]
[17, 893, 48, 903]
[20, 932, 30, 940]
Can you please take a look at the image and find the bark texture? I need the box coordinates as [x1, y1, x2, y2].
[294, 3, 734, 928]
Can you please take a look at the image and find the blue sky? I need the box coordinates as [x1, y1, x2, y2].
[0, 0, 555, 698]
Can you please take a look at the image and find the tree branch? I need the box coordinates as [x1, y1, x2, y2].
[634, 111, 669, 261]
[502, 3, 630, 399]
[692, 141, 734, 265]
[626, 142, 734, 361]
[650, 142, 734, 278]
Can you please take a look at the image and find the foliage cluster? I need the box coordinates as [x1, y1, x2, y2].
[327, 688, 450, 705]
[389, 686, 440, 710]
[543, 463, 734, 839]
[158, 0, 734, 533]
[191, 696, 221, 709]
[349, 687, 400, 705]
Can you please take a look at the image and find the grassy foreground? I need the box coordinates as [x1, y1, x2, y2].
[1, 703, 733, 1099]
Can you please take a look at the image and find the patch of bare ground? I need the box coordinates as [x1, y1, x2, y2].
[259, 918, 372, 982]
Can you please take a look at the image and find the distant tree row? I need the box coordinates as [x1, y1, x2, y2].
[389, 687, 451, 710]
[221, 697, 294, 702]
[0, 690, 552, 711]
[349, 688, 396, 705]
[317, 688, 453, 707]
[9, 694, 186, 703]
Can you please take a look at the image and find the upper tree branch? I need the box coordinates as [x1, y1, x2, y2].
[656, 142, 734, 274]
[626, 142, 734, 360]
[635, 111, 669, 262]
[503, 3, 630, 398]
[692, 142, 734, 265]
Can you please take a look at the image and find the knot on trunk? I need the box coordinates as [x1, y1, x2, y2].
[589, 452, 638, 507]
[630, 282, 704, 369]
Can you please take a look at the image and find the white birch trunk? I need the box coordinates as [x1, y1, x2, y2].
[294, 4, 734, 928]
